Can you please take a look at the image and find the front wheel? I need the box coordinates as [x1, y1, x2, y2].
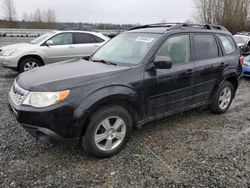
[19, 57, 42, 73]
[209, 81, 234, 114]
[81, 105, 132, 158]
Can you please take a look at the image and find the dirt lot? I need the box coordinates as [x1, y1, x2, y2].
[0, 38, 250, 187]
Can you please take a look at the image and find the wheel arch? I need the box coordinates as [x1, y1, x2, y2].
[225, 76, 239, 92]
[18, 54, 45, 71]
[209, 73, 239, 103]
[79, 93, 143, 137]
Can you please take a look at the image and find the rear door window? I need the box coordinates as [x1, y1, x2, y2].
[74, 33, 103, 44]
[193, 34, 219, 61]
[218, 35, 237, 55]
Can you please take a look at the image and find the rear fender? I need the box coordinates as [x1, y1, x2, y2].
[209, 68, 239, 103]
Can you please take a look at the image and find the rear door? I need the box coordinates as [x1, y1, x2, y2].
[43, 33, 75, 64]
[192, 33, 224, 104]
[73, 33, 105, 57]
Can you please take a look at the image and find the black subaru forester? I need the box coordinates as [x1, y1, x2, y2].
[8, 23, 242, 158]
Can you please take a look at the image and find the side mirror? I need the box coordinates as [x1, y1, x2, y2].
[154, 56, 173, 69]
[46, 40, 53, 46]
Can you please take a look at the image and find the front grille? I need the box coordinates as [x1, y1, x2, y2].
[10, 81, 28, 106]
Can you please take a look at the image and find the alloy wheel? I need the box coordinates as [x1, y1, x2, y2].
[23, 61, 39, 71]
[94, 116, 126, 151]
[218, 87, 232, 110]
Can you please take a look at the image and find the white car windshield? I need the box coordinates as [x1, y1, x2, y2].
[91, 33, 161, 65]
[30, 32, 56, 44]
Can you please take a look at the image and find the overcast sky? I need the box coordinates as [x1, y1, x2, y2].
[2, 0, 196, 24]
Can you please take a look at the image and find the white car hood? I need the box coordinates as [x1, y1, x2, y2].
[237, 43, 245, 47]
[0, 43, 36, 51]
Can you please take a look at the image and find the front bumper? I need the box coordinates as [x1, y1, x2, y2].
[8, 94, 85, 145]
[242, 65, 250, 77]
[0, 55, 19, 68]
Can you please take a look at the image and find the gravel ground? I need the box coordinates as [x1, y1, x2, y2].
[0, 38, 250, 187]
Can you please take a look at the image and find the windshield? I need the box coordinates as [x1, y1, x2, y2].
[30, 32, 56, 44]
[91, 33, 161, 65]
[234, 35, 249, 44]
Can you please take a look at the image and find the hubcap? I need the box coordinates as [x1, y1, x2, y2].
[218, 87, 232, 110]
[23, 61, 39, 72]
[94, 116, 126, 151]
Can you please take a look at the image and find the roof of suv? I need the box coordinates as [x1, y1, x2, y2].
[127, 23, 230, 34]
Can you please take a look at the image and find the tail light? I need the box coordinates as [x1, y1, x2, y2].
[240, 55, 244, 65]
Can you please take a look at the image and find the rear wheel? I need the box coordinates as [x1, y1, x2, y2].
[209, 81, 234, 114]
[19, 57, 42, 73]
[81, 105, 132, 158]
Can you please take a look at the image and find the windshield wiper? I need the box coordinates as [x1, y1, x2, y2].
[92, 59, 117, 66]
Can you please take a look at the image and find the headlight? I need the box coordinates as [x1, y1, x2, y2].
[22, 90, 70, 108]
[2, 49, 17, 56]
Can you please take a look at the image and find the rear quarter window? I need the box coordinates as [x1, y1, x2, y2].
[218, 35, 237, 55]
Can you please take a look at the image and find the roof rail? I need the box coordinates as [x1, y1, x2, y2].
[129, 23, 229, 32]
[129, 23, 182, 30]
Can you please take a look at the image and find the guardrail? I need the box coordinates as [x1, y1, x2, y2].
[0, 28, 124, 37]
[0, 28, 52, 37]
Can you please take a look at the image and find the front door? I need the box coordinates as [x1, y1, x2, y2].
[143, 34, 196, 117]
[43, 33, 75, 64]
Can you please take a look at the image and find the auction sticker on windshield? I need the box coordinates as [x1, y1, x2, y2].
[136, 37, 154, 43]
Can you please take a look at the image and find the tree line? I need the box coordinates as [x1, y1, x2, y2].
[3, 0, 250, 33]
[22, 9, 56, 23]
[194, 0, 250, 33]
[0, 0, 137, 30]
[1, 0, 56, 28]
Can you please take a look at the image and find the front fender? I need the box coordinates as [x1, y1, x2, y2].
[78, 85, 138, 112]
[71, 85, 140, 137]
[18, 51, 47, 64]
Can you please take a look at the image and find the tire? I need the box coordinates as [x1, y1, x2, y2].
[209, 81, 234, 114]
[81, 105, 132, 158]
[19, 57, 43, 73]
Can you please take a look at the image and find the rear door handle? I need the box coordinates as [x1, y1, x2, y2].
[186, 69, 194, 76]
[220, 62, 228, 67]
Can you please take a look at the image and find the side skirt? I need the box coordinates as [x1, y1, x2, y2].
[137, 101, 208, 129]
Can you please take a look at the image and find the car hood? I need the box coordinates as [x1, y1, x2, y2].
[0, 43, 35, 51]
[237, 43, 245, 47]
[16, 59, 131, 91]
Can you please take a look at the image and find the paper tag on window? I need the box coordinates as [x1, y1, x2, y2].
[136, 37, 154, 43]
